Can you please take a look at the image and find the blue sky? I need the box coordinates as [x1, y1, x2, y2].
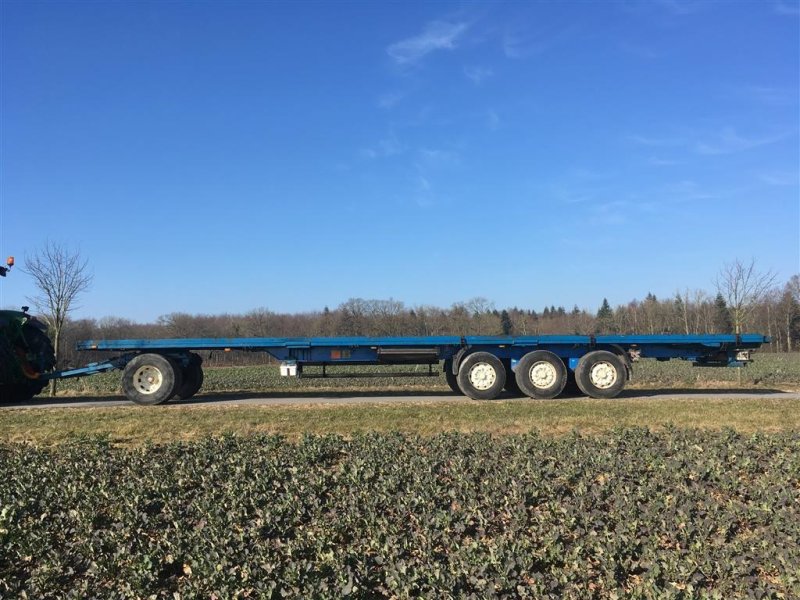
[1, 0, 798, 322]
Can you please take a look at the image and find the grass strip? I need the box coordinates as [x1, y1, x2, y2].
[2, 396, 799, 445]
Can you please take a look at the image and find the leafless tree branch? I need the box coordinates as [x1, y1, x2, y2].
[23, 242, 92, 395]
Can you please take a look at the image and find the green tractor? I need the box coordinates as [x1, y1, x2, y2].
[0, 257, 56, 403]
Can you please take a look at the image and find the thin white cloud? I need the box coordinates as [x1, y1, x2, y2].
[487, 109, 500, 131]
[662, 180, 719, 201]
[694, 128, 791, 155]
[378, 91, 406, 109]
[652, 0, 706, 15]
[418, 148, 461, 167]
[628, 133, 685, 147]
[502, 25, 578, 59]
[413, 174, 435, 208]
[463, 65, 493, 85]
[630, 127, 792, 156]
[648, 157, 680, 167]
[774, 1, 800, 16]
[756, 170, 799, 186]
[387, 21, 469, 65]
[618, 41, 663, 60]
[739, 85, 798, 107]
[591, 200, 630, 226]
[361, 134, 406, 159]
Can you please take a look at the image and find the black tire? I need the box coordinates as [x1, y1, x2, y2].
[456, 352, 506, 400]
[575, 350, 627, 399]
[122, 354, 183, 406]
[502, 359, 523, 396]
[443, 360, 462, 395]
[0, 325, 55, 403]
[21, 325, 56, 375]
[175, 353, 204, 400]
[515, 350, 567, 399]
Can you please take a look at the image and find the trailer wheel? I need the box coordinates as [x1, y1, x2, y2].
[443, 360, 462, 395]
[515, 351, 567, 399]
[175, 353, 204, 400]
[575, 350, 627, 399]
[457, 352, 506, 400]
[122, 354, 183, 405]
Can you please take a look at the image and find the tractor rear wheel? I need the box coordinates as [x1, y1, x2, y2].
[0, 325, 55, 403]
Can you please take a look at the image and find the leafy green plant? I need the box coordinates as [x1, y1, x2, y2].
[1, 429, 798, 598]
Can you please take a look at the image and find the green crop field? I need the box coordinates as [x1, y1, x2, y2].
[53, 352, 800, 397]
[3, 354, 797, 598]
[1, 430, 798, 598]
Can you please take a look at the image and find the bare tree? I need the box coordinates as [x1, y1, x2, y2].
[24, 242, 92, 395]
[715, 258, 777, 334]
[778, 275, 800, 351]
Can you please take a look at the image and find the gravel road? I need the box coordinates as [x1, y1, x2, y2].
[3, 389, 798, 409]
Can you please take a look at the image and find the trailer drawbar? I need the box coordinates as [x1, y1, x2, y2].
[43, 333, 772, 405]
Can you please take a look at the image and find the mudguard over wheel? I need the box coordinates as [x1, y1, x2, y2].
[175, 353, 204, 400]
[515, 350, 567, 399]
[456, 352, 506, 400]
[122, 354, 183, 405]
[575, 350, 627, 399]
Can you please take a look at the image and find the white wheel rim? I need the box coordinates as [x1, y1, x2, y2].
[133, 365, 164, 395]
[589, 361, 618, 389]
[468, 362, 497, 391]
[529, 361, 557, 389]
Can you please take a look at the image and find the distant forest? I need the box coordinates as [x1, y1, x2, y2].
[64, 275, 800, 367]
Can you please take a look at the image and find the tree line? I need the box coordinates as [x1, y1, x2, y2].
[62, 273, 799, 368]
[12, 245, 797, 371]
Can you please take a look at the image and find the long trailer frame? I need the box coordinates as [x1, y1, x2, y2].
[51, 333, 770, 405]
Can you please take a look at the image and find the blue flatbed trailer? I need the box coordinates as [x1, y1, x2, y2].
[63, 333, 770, 405]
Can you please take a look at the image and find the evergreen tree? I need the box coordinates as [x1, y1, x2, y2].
[597, 298, 613, 319]
[596, 298, 615, 333]
[500, 309, 513, 335]
[713, 293, 733, 333]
